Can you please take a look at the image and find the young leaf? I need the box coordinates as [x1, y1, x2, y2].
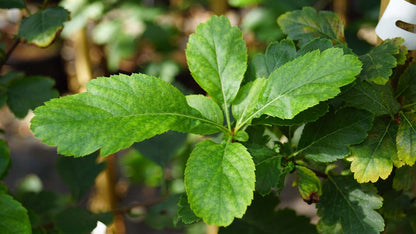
[0, 0, 25, 9]
[235, 48, 361, 130]
[396, 113, 416, 166]
[57, 152, 105, 200]
[278, 7, 345, 46]
[220, 194, 317, 234]
[348, 119, 396, 183]
[177, 193, 201, 224]
[359, 39, 405, 85]
[18, 7, 70, 47]
[184, 140, 255, 226]
[7, 76, 59, 118]
[186, 94, 224, 135]
[251, 39, 296, 79]
[185, 15, 247, 107]
[294, 165, 321, 203]
[393, 165, 416, 191]
[0, 192, 31, 234]
[0, 139, 10, 179]
[31, 73, 221, 157]
[317, 176, 384, 234]
[339, 80, 400, 117]
[297, 108, 374, 162]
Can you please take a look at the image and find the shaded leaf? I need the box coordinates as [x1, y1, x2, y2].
[348, 119, 396, 183]
[0, 71, 25, 86]
[18, 7, 70, 47]
[145, 194, 181, 229]
[177, 193, 200, 224]
[31, 74, 220, 157]
[186, 15, 247, 107]
[185, 140, 255, 226]
[359, 39, 405, 85]
[297, 108, 374, 162]
[339, 80, 400, 117]
[396, 112, 416, 166]
[7, 76, 59, 118]
[0, 192, 31, 234]
[0, 139, 10, 179]
[57, 152, 105, 200]
[294, 165, 321, 202]
[396, 62, 416, 104]
[220, 193, 317, 234]
[393, 165, 416, 191]
[251, 39, 296, 79]
[54, 207, 111, 234]
[278, 7, 345, 46]
[0, 0, 25, 9]
[253, 102, 328, 126]
[234, 48, 361, 130]
[120, 149, 162, 186]
[317, 176, 384, 234]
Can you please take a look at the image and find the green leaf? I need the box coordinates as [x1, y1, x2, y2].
[396, 62, 416, 104]
[120, 149, 163, 186]
[133, 131, 187, 167]
[296, 38, 333, 57]
[31, 73, 220, 157]
[393, 165, 416, 191]
[186, 95, 223, 135]
[185, 140, 255, 226]
[396, 112, 416, 166]
[0, 85, 6, 108]
[0, 192, 31, 234]
[228, 0, 262, 7]
[0, 0, 25, 9]
[7, 76, 59, 118]
[18, 7, 70, 47]
[186, 15, 247, 107]
[235, 48, 361, 130]
[177, 193, 201, 224]
[247, 144, 291, 195]
[251, 39, 296, 79]
[54, 207, 108, 234]
[294, 166, 321, 202]
[220, 193, 317, 234]
[0, 71, 25, 86]
[0, 139, 10, 179]
[317, 176, 384, 234]
[252, 102, 328, 126]
[297, 108, 374, 162]
[145, 194, 181, 229]
[348, 119, 396, 183]
[57, 152, 105, 200]
[339, 80, 400, 117]
[359, 39, 404, 85]
[278, 7, 345, 46]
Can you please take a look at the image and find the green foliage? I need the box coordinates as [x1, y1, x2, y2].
[393, 165, 416, 191]
[177, 194, 201, 224]
[228, 0, 263, 7]
[120, 149, 163, 186]
[0, 139, 10, 179]
[54, 207, 113, 234]
[0, 192, 31, 234]
[294, 165, 321, 202]
[396, 112, 416, 166]
[0, 0, 25, 9]
[18, 7, 70, 47]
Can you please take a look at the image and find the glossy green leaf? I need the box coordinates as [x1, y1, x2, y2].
[7, 76, 59, 118]
[228, 0, 262, 7]
[55, 207, 112, 234]
[317, 176, 384, 234]
[296, 38, 333, 57]
[0, 192, 31, 234]
[185, 140, 255, 226]
[393, 165, 416, 191]
[348, 119, 396, 183]
[0, 139, 10, 179]
[57, 152, 105, 200]
[252, 102, 328, 126]
[0, 0, 25, 9]
[177, 193, 201, 224]
[396, 113, 416, 166]
[251, 39, 296, 79]
[31, 73, 220, 157]
[186, 95, 223, 135]
[235, 48, 361, 130]
[340, 80, 400, 117]
[133, 131, 187, 167]
[220, 194, 317, 234]
[278, 7, 345, 46]
[186, 15, 247, 107]
[297, 108, 373, 162]
[359, 39, 404, 85]
[18, 7, 70, 47]
[294, 166, 321, 202]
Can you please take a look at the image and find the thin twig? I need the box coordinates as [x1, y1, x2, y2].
[0, 38, 20, 70]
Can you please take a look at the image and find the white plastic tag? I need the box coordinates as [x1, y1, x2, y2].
[375, 0, 416, 50]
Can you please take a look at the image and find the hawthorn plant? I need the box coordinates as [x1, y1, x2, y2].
[24, 6, 416, 234]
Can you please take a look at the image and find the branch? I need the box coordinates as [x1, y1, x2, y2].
[0, 38, 20, 70]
